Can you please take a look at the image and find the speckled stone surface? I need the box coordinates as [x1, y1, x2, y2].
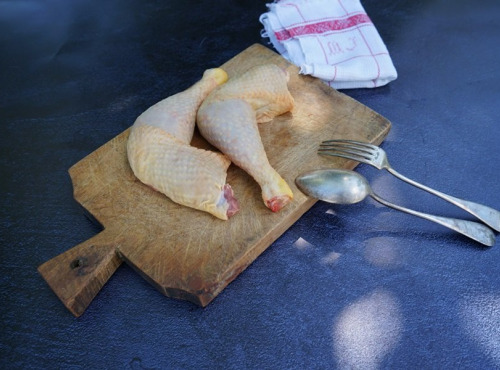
[1, 0, 500, 368]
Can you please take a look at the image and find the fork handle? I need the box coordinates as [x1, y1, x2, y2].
[369, 192, 495, 246]
[386, 167, 500, 232]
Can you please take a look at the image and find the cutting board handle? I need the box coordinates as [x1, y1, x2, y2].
[38, 230, 121, 317]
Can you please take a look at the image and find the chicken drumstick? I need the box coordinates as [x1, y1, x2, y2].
[127, 68, 239, 220]
[197, 64, 295, 212]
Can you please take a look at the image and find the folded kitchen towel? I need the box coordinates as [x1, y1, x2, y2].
[260, 0, 397, 89]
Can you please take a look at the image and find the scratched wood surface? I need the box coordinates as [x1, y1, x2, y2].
[38, 44, 391, 316]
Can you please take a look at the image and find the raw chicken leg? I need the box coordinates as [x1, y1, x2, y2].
[197, 64, 294, 212]
[127, 68, 239, 220]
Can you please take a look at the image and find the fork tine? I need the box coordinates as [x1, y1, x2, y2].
[321, 139, 378, 151]
[318, 147, 371, 162]
[319, 142, 373, 157]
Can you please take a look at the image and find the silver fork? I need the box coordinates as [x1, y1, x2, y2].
[319, 139, 500, 232]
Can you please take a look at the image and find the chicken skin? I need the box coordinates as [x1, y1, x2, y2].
[197, 64, 295, 212]
[127, 68, 239, 220]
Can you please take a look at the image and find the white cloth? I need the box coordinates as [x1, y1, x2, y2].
[260, 0, 397, 89]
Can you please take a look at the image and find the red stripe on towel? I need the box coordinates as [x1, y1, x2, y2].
[274, 13, 372, 41]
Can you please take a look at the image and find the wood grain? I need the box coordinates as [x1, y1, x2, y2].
[38, 44, 391, 316]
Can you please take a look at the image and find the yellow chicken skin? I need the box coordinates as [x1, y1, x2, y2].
[197, 64, 295, 212]
[127, 68, 239, 220]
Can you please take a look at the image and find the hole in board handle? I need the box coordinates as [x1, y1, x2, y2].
[70, 258, 84, 269]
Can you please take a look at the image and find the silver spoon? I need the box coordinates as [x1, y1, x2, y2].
[295, 169, 495, 247]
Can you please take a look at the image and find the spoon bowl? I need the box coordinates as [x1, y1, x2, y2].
[295, 169, 370, 204]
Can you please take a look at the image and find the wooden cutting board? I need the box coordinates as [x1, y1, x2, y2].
[38, 44, 391, 316]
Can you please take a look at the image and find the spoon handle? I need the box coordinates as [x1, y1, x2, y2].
[387, 167, 500, 232]
[369, 192, 496, 247]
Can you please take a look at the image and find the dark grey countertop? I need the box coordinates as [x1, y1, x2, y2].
[2, 0, 500, 368]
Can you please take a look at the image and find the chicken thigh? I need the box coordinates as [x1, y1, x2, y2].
[197, 64, 294, 212]
[127, 68, 239, 220]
